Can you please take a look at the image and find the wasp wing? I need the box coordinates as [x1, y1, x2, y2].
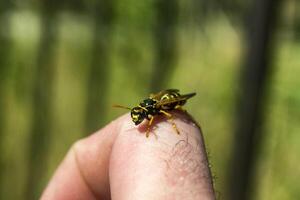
[149, 89, 180, 100]
[156, 92, 196, 107]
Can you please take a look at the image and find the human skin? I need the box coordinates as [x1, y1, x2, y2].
[41, 112, 216, 200]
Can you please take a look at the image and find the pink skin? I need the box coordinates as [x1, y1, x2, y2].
[41, 112, 216, 200]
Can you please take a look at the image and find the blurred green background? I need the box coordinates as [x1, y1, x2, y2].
[0, 0, 299, 199]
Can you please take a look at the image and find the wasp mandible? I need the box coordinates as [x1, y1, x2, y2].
[114, 89, 196, 137]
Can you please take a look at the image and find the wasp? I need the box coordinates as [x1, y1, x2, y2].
[114, 89, 196, 137]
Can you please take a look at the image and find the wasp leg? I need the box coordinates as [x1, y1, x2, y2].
[174, 105, 186, 112]
[146, 115, 154, 138]
[159, 110, 180, 135]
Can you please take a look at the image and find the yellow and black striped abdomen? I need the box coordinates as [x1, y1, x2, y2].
[160, 91, 180, 100]
[159, 91, 185, 110]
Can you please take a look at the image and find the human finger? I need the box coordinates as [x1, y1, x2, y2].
[109, 111, 215, 200]
[41, 115, 126, 200]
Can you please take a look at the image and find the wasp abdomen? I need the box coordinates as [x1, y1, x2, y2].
[160, 91, 185, 110]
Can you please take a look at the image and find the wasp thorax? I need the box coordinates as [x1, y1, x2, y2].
[131, 107, 145, 125]
[140, 98, 156, 107]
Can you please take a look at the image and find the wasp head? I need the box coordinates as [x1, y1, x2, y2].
[131, 107, 146, 125]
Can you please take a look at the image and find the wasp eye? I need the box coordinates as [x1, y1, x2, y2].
[131, 107, 144, 125]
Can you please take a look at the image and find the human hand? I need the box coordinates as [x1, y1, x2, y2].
[41, 112, 216, 200]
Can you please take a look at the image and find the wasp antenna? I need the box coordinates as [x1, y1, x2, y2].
[112, 104, 131, 110]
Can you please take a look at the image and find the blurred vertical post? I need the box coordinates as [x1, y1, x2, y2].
[228, 0, 281, 199]
[150, 0, 179, 92]
[26, 1, 58, 199]
[294, 0, 300, 41]
[84, 1, 115, 134]
[0, 1, 12, 196]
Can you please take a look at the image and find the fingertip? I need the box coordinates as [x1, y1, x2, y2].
[110, 111, 215, 200]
